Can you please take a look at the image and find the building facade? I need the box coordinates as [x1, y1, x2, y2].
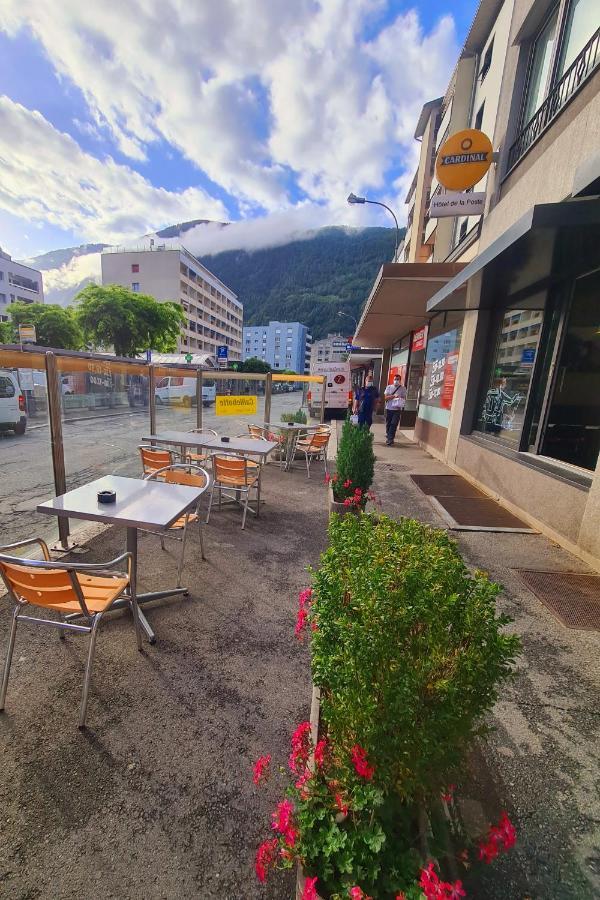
[310, 333, 348, 367]
[243, 321, 311, 372]
[356, 0, 600, 565]
[0, 248, 44, 321]
[101, 245, 242, 358]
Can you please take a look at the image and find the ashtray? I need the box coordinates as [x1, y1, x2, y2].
[220, 436, 230, 443]
[98, 489, 116, 504]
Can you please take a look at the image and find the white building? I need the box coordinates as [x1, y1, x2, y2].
[0, 248, 44, 322]
[310, 333, 348, 367]
[101, 245, 243, 358]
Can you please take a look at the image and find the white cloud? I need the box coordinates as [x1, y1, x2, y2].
[0, 96, 228, 243]
[42, 251, 102, 296]
[1, 0, 459, 222]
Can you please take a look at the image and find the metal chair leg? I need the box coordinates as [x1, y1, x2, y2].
[0, 606, 19, 712]
[206, 480, 216, 524]
[79, 614, 102, 729]
[241, 491, 249, 529]
[306, 452, 311, 478]
[199, 522, 206, 560]
[256, 473, 261, 518]
[177, 518, 189, 587]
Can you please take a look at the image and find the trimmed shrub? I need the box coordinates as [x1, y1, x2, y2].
[333, 419, 375, 506]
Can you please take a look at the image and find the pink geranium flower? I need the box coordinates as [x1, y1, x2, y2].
[314, 738, 327, 769]
[252, 754, 271, 786]
[302, 875, 319, 899]
[350, 744, 375, 780]
[255, 838, 278, 882]
[271, 798, 294, 834]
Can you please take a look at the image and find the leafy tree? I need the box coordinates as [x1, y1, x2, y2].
[75, 284, 184, 357]
[0, 321, 13, 344]
[8, 302, 83, 349]
[240, 356, 271, 373]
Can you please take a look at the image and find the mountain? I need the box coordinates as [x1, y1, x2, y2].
[26, 223, 402, 340]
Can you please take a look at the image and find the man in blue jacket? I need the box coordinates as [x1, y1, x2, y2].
[353, 375, 379, 430]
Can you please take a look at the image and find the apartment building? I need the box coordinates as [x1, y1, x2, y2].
[0, 248, 44, 321]
[310, 333, 348, 367]
[403, 98, 442, 263]
[356, 0, 600, 565]
[243, 321, 311, 373]
[101, 245, 242, 358]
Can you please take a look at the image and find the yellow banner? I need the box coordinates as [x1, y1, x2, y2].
[215, 394, 258, 416]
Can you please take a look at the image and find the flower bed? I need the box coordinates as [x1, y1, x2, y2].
[254, 512, 520, 898]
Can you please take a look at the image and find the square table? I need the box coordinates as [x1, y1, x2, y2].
[37, 475, 205, 644]
[144, 431, 278, 462]
[263, 422, 323, 470]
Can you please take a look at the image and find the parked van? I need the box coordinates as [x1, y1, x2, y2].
[308, 361, 352, 419]
[0, 369, 27, 435]
[155, 376, 216, 407]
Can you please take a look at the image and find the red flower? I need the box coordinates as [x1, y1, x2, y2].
[350, 744, 375, 780]
[477, 839, 499, 864]
[343, 498, 351, 507]
[255, 838, 278, 882]
[344, 479, 352, 488]
[295, 606, 309, 639]
[298, 587, 313, 608]
[314, 738, 328, 769]
[395, 895, 407, 900]
[324, 473, 331, 484]
[349, 888, 365, 899]
[419, 862, 440, 894]
[447, 882, 466, 899]
[289, 722, 312, 774]
[496, 811, 517, 850]
[295, 769, 312, 798]
[272, 798, 294, 834]
[252, 754, 271, 786]
[334, 791, 349, 816]
[284, 825, 298, 848]
[302, 875, 319, 900]
[441, 783, 456, 803]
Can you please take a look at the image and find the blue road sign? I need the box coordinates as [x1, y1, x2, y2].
[346, 344, 361, 352]
[217, 345, 229, 360]
[521, 348, 535, 366]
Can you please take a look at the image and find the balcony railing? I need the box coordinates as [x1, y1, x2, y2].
[508, 27, 600, 172]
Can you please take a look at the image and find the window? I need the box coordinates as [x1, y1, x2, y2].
[557, 0, 597, 76]
[0, 376, 16, 398]
[522, 7, 559, 125]
[0, 293, 5, 303]
[132, 282, 140, 292]
[479, 38, 494, 81]
[0, 271, 3, 280]
[458, 219, 469, 243]
[474, 101, 485, 131]
[131, 263, 139, 273]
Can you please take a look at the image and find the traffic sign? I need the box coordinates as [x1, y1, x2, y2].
[345, 343, 361, 352]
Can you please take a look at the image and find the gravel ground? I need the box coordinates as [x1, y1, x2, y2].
[0, 462, 329, 899]
[368, 423, 600, 900]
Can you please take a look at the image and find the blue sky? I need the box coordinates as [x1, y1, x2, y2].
[0, 0, 478, 260]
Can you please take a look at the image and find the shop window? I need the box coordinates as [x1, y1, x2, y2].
[474, 300, 546, 447]
[420, 312, 463, 425]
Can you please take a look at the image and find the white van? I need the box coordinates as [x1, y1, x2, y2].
[0, 369, 27, 435]
[155, 376, 216, 407]
[308, 361, 352, 419]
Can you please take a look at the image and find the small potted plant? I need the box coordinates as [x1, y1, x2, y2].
[253, 513, 520, 898]
[328, 419, 375, 514]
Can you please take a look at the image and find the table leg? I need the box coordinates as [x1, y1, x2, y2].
[285, 432, 299, 471]
[126, 527, 156, 645]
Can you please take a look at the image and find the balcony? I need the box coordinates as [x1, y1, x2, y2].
[508, 28, 600, 172]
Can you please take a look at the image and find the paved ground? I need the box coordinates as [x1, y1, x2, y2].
[360, 421, 600, 900]
[0, 392, 303, 548]
[0, 461, 329, 899]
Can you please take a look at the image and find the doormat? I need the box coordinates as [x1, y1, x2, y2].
[517, 570, 600, 631]
[411, 475, 534, 532]
[410, 474, 486, 498]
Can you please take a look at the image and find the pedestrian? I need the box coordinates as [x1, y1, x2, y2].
[384, 374, 407, 445]
[353, 375, 379, 430]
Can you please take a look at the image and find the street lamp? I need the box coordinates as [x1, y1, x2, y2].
[347, 192, 400, 261]
[337, 310, 358, 336]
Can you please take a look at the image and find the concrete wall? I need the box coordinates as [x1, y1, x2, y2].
[102, 249, 180, 303]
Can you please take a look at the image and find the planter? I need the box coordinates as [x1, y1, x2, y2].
[328, 484, 363, 517]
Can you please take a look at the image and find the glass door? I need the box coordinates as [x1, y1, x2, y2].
[540, 268, 600, 470]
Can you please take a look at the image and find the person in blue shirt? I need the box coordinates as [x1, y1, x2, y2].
[353, 375, 379, 430]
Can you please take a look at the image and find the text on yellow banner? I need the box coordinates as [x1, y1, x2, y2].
[215, 394, 258, 416]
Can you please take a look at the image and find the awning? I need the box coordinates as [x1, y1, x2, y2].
[354, 262, 466, 347]
[427, 197, 600, 313]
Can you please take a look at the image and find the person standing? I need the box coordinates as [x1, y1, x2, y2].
[384, 374, 407, 446]
[354, 375, 379, 430]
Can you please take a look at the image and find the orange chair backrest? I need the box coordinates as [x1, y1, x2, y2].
[310, 432, 330, 449]
[213, 454, 250, 484]
[140, 446, 171, 473]
[0, 559, 79, 609]
[164, 468, 207, 489]
[248, 424, 266, 439]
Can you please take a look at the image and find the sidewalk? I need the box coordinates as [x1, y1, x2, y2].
[359, 421, 600, 899]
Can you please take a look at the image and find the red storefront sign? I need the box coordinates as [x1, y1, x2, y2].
[440, 352, 459, 409]
[411, 326, 428, 353]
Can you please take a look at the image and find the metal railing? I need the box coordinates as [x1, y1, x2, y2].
[508, 27, 600, 172]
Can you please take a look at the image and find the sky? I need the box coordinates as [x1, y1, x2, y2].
[0, 0, 478, 262]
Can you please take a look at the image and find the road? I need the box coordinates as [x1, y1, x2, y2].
[0, 392, 304, 547]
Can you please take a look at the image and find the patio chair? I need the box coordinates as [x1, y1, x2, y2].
[139, 444, 175, 479]
[143, 464, 210, 586]
[207, 454, 261, 529]
[235, 433, 269, 472]
[295, 431, 330, 478]
[185, 428, 218, 466]
[0, 537, 140, 729]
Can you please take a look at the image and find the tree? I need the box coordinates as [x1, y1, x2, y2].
[239, 356, 271, 373]
[0, 321, 13, 344]
[75, 284, 184, 357]
[8, 302, 83, 349]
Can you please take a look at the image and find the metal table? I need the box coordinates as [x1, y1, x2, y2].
[144, 431, 278, 462]
[37, 475, 205, 644]
[263, 423, 322, 470]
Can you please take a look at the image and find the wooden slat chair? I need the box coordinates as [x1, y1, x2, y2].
[295, 431, 331, 478]
[143, 464, 210, 586]
[0, 537, 140, 729]
[139, 445, 174, 479]
[185, 428, 218, 466]
[249, 423, 285, 466]
[207, 454, 261, 529]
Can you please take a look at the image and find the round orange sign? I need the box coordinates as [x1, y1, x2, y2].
[435, 128, 493, 191]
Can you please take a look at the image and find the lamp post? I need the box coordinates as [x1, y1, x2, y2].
[337, 310, 358, 337]
[347, 192, 400, 261]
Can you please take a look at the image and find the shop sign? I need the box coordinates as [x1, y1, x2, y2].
[435, 129, 493, 191]
[18, 323, 36, 344]
[215, 394, 257, 416]
[421, 328, 461, 411]
[411, 326, 428, 353]
[521, 348, 536, 366]
[430, 191, 486, 218]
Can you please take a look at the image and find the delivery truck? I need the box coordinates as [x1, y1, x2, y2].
[308, 360, 352, 420]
